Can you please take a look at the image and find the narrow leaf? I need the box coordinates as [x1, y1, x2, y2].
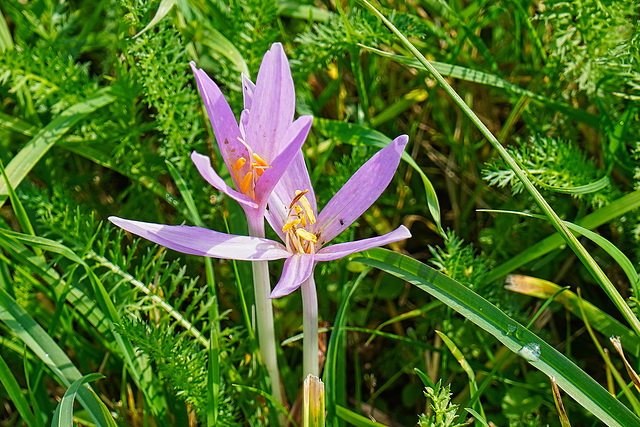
[0, 90, 115, 206]
[133, 0, 177, 38]
[354, 248, 640, 427]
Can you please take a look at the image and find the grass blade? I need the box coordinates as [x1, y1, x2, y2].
[356, 0, 640, 336]
[483, 189, 640, 284]
[0, 287, 115, 425]
[361, 45, 599, 127]
[0, 351, 40, 427]
[51, 373, 116, 427]
[505, 275, 640, 357]
[335, 405, 386, 426]
[325, 267, 371, 426]
[354, 248, 640, 426]
[0, 89, 115, 207]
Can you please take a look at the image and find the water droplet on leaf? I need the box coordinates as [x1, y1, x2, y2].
[518, 343, 541, 361]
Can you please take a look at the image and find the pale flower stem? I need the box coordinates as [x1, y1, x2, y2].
[246, 216, 284, 407]
[301, 274, 319, 378]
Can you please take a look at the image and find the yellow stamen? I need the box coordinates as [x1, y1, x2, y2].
[252, 153, 268, 167]
[234, 157, 247, 171]
[296, 228, 318, 243]
[289, 189, 309, 209]
[240, 171, 254, 194]
[300, 215, 307, 228]
[282, 219, 301, 232]
[299, 195, 316, 224]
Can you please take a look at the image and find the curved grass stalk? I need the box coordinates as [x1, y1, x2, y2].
[357, 0, 640, 337]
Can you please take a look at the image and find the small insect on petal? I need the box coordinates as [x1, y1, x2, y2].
[296, 228, 318, 243]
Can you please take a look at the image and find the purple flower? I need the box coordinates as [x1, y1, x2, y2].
[189, 43, 313, 222]
[108, 135, 411, 298]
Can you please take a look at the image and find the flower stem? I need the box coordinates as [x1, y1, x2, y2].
[301, 274, 319, 378]
[246, 216, 284, 407]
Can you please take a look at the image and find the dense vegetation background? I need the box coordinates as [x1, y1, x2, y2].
[0, 0, 639, 425]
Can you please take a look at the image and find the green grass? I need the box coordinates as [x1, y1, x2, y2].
[1, 0, 639, 425]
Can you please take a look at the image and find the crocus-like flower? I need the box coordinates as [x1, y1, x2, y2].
[189, 42, 313, 224]
[108, 135, 412, 298]
[111, 43, 311, 408]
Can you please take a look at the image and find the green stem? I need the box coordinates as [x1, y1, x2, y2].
[358, 0, 640, 337]
[302, 274, 319, 378]
[246, 216, 284, 407]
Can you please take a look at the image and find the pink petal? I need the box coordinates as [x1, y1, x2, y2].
[315, 226, 411, 262]
[191, 151, 258, 210]
[109, 217, 290, 260]
[269, 253, 315, 298]
[190, 62, 248, 172]
[315, 135, 408, 245]
[245, 43, 295, 163]
[255, 115, 313, 207]
[241, 73, 255, 110]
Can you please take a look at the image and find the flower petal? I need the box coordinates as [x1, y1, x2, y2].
[241, 73, 255, 110]
[109, 217, 290, 260]
[315, 135, 408, 245]
[255, 115, 313, 207]
[315, 225, 411, 262]
[270, 253, 315, 298]
[245, 43, 295, 162]
[191, 151, 258, 209]
[190, 62, 248, 173]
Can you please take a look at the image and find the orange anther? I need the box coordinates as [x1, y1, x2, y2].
[234, 157, 247, 171]
[252, 153, 268, 167]
[240, 171, 254, 194]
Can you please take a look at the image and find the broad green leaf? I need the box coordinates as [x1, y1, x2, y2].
[534, 175, 610, 195]
[353, 248, 640, 427]
[0, 10, 13, 51]
[0, 229, 167, 416]
[0, 233, 109, 335]
[314, 118, 444, 236]
[0, 89, 115, 207]
[486, 209, 640, 296]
